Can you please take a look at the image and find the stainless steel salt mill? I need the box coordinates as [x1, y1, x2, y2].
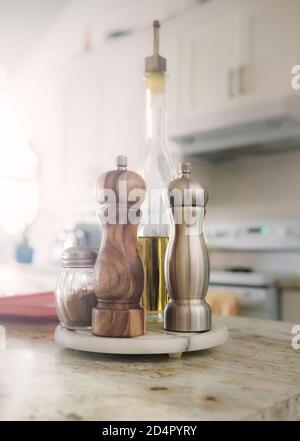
[164, 163, 211, 332]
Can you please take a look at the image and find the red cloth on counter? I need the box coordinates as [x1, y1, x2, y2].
[0, 292, 58, 320]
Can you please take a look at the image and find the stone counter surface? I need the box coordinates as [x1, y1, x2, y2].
[0, 316, 299, 421]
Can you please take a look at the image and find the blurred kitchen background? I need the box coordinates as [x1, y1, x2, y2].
[1, 0, 300, 322]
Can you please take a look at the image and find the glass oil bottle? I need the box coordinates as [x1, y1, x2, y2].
[138, 21, 176, 322]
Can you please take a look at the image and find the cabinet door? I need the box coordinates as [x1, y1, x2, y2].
[61, 35, 146, 218]
[239, 0, 294, 103]
[166, 0, 236, 119]
[177, 0, 237, 119]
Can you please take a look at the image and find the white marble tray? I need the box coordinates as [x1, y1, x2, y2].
[55, 321, 228, 358]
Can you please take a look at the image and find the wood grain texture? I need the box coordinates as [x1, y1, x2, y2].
[92, 167, 146, 338]
[92, 307, 144, 338]
[95, 170, 146, 205]
[92, 220, 145, 337]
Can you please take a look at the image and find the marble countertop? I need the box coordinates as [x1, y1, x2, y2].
[0, 316, 299, 421]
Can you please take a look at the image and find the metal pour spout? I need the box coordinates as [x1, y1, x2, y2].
[145, 20, 167, 73]
[153, 20, 160, 56]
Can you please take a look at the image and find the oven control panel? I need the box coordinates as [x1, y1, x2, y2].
[204, 219, 300, 250]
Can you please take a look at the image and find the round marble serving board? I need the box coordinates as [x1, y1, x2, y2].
[54, 321, 228, 358]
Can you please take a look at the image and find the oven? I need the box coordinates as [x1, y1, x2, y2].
[205, 219, 300, 321]
[208, 270, 279, 320]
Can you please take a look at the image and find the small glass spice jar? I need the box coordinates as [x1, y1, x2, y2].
[55, 246, 98, 330]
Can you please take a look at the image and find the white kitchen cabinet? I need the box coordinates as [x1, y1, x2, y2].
[237, 0, 296, 104]
[60, 34, 147, 218]
[166, 0, 300, 131]
[60, 0, 300, 183]
[164, 0, 238, 121]
[187, 2, 237, 117]
[61, 53, 105, 218]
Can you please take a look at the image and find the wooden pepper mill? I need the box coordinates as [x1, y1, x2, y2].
[92, 155, 146, 337]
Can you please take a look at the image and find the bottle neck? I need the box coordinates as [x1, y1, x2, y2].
[139, 72, 174, 237]
[145, 72, 167, 155]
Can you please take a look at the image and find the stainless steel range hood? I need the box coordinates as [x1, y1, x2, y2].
[168, 96, 300, 159]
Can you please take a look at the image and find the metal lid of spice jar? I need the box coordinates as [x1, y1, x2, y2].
[62, 246, 98, 268]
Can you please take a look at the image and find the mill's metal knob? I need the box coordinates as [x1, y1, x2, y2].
[116, 155, 128, 170]
[179, 162, 191, 175]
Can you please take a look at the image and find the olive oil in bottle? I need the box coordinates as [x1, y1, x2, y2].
[139, 236, 169, 321]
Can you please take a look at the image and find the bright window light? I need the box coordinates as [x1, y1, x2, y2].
[0, 69, 39, 234]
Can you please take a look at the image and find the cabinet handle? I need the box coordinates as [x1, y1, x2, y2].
[228, 69, 235, 98]
[239, 65, 247, 95]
